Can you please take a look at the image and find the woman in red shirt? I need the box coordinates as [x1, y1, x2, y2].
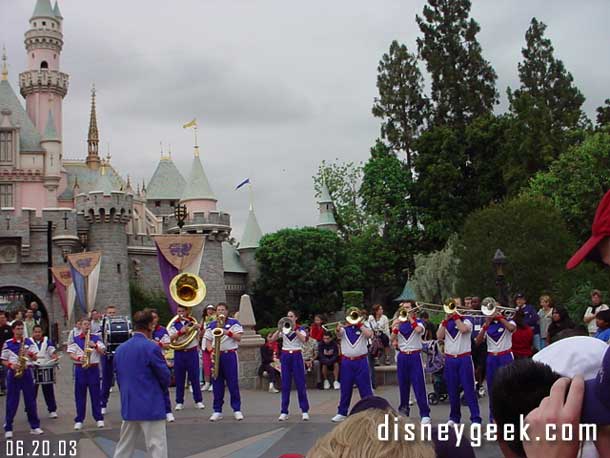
[511, 310, 534, 359]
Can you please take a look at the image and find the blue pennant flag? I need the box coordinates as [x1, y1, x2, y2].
[235, 178, 250, 190]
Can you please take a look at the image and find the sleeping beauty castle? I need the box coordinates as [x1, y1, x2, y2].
[0, 1, 338, 337]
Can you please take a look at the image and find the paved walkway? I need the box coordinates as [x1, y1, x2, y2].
[0, 366, 501, 457]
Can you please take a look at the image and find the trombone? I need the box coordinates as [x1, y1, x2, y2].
[321, 306, 366, 334]
[480, 297, 517, 320]
[277, 317, 295, 335]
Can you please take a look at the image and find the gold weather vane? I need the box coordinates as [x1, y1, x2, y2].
[182, 118, 199, 157]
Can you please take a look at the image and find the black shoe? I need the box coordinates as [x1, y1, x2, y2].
[0, 390, 5, 396]
[398, 406, 409, 417]
[316, 382, 324, 390]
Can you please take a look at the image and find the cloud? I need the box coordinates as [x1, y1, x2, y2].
[1, 0, 608, 240]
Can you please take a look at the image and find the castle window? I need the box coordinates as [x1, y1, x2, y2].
[155, 201, 161, 207]
[0, 131, 13, 162]
[40, 61, 48, 69]
[170, 200, 175, 207]
[117, 263, 121, 274]
[0, 184, 13, 207]
[42, 21, 46, 26]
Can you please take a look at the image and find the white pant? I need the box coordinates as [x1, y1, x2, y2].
[113, 420, 168, 458]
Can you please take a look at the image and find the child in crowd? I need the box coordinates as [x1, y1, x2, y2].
[309, 315, 325, 342]
[301, 326, 318, 373]
[594, 309, 610, 343]
[317, 332, 340, 390]
[259, 333, 281, 393]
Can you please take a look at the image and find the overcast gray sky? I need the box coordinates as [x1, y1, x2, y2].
[1, 0, 608, 240]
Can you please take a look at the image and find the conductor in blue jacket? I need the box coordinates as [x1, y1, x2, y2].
[113, 310, 170, 458]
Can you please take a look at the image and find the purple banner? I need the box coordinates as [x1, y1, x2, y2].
[156, 242, 180, 315]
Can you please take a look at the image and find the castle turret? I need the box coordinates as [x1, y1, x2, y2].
[237, 204, 263, 289]
[180, 145, 217, 215]
[41, 108, 61, 195]
[19, 0, 68, 139]
[76, 164, 133, 315]
[317, 182, 338, 232]
[146, 149, 186, 216]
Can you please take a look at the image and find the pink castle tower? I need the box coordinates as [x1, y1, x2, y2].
[19, 0, 69, 140]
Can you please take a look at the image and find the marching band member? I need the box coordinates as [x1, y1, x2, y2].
[151, 310, 175, 423]
[1, 320, 44, 438]
[391, 302, 431, 424]
[100, 304, 117, 415]
[475, 306, 516, 422]
[168, 305, 205, 411]
[270, 310, 310, 422]
[30, 324, 59, 419]
[332, 309, 374, 423]
[67, 318, 106, 430]
[204, 303, 244, 422]
[202, 304, 216, 392]
[437, 310, 481, 425]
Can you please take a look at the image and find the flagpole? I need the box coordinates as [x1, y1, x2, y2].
[248, 181, 254, 211]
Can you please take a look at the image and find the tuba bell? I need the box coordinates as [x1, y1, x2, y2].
[277, 317, 295, 335]
[167, 272, 207, 351]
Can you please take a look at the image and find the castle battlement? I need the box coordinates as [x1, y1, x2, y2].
[20, 69, 69, 98]
[75, 191, 133, 224]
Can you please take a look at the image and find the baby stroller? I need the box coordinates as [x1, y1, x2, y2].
[423, 340, 448, 405]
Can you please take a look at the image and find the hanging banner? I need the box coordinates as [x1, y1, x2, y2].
[50, 266, 75, 321]
[153, 235, 205, 314]
[67, 251, 102, 314]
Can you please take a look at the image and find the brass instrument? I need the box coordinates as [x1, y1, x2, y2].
[212, 314, 226, 380]
[397, 306, 411, 322]
[321, 321, 340, 334]
[345, 307, 365, 326]
[167, 272, 207, 351]
[277, 317, 295, 335]
[480, 297, 517, 320]
[82, 330, 92, 369]
[14, 338, 28, 378]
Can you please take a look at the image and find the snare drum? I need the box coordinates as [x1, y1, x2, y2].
[103, 316, 132, 354]
[33, 363, 57, 385]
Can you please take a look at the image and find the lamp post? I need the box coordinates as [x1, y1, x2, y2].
[174, 204, 188, 234]
[492, 249, 508, 306]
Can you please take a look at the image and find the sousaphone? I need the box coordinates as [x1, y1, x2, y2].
[167, 272, 207, 350]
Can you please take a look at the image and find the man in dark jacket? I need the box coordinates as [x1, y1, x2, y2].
[113, 310, 170, 458]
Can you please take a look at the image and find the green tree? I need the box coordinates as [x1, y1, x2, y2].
[456, 196, 577, 303]
[504, 18, 587, 194]
[597, 99, 610, 128]
[411, 235, 460, 303]
[372, 40, 430, 169]
[313, 160, 373, 239]
[416, 0, 498, 127]
[413, 115, 510, 248]
[254, 228, 350, 326]
[526, 130, 610, 243]
[358, 141, 422, 301]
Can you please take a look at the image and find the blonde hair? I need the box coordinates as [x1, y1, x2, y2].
[306, 410, 435, 458]
[539, 295, 553, 306]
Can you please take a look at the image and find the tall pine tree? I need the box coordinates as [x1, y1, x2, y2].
[597, 99, 610, 128]
[416, 0, 498, 127]
[504, 18, 586, 194]
[372, 40, 429, 170]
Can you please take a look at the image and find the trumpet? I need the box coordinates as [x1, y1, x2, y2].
[277, 317, 295, 335]
[480, 297, 517, 319]
[321, 321, 340, 334]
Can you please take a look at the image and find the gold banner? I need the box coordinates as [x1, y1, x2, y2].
[66, 251, 102, 277]
[50, 266, 73, 288]
[153, 235, 205, 270]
